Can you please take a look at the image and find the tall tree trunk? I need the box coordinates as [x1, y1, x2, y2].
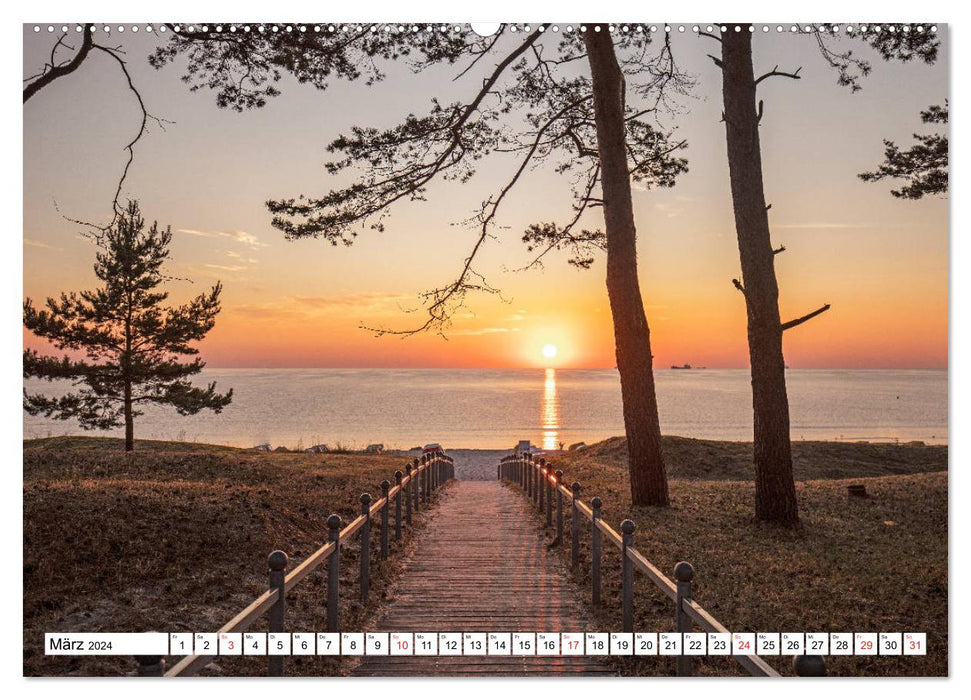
[585, 28, 669, 507]
[720, 29, 798, 523]
[124, 379, 134, 452]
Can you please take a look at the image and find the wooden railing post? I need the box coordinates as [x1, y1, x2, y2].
[405, 464, 413, 526]
[394, 470, 403, 541]
[380, 480, 391, 559]
[793, 655, 827, 676]
[570, 482, 581, 569]
[421, 455, 429, 501]
[533, 455, 538, 505]
[537, 458, 545, 509]
[555, 470, 564, 544]
[528, 455, 533, 493]
[591, 497, 603, 605]
[621, 519, 635, 633]
[545, 467, 556, 527]
[674, 561, 694, 677]
[360, 493, 372, 600]
[135, 643, 165, 676]
[412, 456, 425, 513]
[548, 473, 555, 523]
[267, 550, 288, 677]
[526, 454, 533, 500]
[524, 454, 530, 495]
[326, 514, 342, 632]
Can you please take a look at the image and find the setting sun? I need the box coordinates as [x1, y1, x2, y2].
[542, 344, 559, 360]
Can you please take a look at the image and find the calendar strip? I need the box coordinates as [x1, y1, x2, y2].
[46, 632, 927, 657]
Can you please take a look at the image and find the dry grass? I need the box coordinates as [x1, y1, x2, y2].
[574, 435, 948, 481]
[520, 438, 948, 677]
[23, 437, 438, 677]
[24, 435, 948, 678]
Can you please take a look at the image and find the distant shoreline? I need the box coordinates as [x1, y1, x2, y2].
[22, 434, 948, 484]
[21, 433, 950, 452]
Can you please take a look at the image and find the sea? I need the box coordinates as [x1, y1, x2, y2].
[22, 368, 947, 450]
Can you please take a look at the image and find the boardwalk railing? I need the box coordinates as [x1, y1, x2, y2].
[498, 453, 827, 678]
[139, 452, 454, 677]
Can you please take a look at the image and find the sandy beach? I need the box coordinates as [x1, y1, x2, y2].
[403, 448, 522, 481]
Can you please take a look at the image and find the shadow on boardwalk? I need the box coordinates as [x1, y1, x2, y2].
[352, 480, 615, 676]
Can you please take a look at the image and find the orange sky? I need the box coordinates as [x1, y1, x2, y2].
[23, 27, 948, 369]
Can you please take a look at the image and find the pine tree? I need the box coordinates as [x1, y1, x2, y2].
[151, 25, 690, 506]
[859, 103, 948, 199]
[23, 200, 232, 451]
[707, 25, 940, 523]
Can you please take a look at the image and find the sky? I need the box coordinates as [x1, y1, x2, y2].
[22, 24, 949, 369]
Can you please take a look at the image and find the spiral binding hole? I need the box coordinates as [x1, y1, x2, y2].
[27, 22, 941, 38]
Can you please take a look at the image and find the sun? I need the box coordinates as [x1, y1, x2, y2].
[541, 343, 559, 360]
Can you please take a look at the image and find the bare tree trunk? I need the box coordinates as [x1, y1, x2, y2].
[124, 380, 134, 452]
[585, 28, 669, 507]
[720, 29, 798, 523]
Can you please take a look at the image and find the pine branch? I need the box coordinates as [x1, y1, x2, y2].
[754, 64, 802, 86]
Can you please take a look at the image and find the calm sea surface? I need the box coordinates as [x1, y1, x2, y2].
[22, 369, 947, 449]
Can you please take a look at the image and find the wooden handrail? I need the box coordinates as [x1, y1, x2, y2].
[575, 499, 593, 520]
[285, 542, 336, 591]
[595, 518, 623, 550]
[159, 453, 455, 677]
[164, 589, 278, 676]
[341, 513, 367, 540]
[626, 547, 677, 601]
[497, 453, 790, 678]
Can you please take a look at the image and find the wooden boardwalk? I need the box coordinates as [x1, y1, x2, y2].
[352, 480, 614, 676]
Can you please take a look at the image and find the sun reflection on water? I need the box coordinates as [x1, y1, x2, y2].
[542, 367, 560, 451]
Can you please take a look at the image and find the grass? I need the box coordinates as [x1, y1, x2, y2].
[24, 435, 948, 677]
[521, 437, 948, 676]
[23, 437, 436, 677]
[573, 435, 948, 481]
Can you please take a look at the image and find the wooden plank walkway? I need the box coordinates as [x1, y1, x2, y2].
[352, 480, 615, 676]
